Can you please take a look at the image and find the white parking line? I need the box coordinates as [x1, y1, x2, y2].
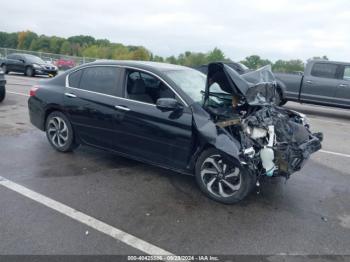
[319, 150, 350, 158]
[6, 91, 29, 97]
[0, 176, 173, 256]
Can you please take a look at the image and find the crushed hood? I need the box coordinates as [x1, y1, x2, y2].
[206, 62, 277, 105]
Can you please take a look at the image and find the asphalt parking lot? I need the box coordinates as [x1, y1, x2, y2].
[0, 74, 350, 256]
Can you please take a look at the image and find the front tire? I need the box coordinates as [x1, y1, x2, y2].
[195, 148, 255, 204]
[45, 111, 78, 152]
[25, 66, 34, 77]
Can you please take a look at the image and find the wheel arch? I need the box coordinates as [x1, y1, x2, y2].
[276, 79, 286, 99]
[44, 107, 81, 145]
[43, 106, 69, 131]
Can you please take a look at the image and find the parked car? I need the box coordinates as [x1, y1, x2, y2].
[0, 53, 58, 77]
[0, 68, 6, 102]
[275, 60, 350, 108]
[28, 61, 322, 204]
[54, 59, 76, 70]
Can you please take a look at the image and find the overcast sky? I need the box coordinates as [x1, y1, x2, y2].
[1, 0, 349, 62]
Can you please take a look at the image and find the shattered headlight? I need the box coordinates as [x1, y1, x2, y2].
[299, 113, 310, 128]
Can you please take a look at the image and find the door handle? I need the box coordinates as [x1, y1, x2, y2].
[339, 84, 348, 87]
[115, 105, 131, 111]
[64, 92, 77, 98]
[305, 80, 312, 84]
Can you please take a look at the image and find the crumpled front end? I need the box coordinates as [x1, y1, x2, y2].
[242, 106, 323, 178]
[197, 62, 323, 180]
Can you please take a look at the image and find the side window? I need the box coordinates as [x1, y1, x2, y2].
[126, 70, 175, 104]
[7, 54, 18, 60]
[79, 67, 119, 95]
[68, 70, 83, 88]
[343, 66, 350, 81]
[311, 63, 339, 79]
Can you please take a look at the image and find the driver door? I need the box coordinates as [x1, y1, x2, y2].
[115, 69, 193, 170]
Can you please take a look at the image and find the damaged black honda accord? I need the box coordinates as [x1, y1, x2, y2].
[28, 61, 323, 204]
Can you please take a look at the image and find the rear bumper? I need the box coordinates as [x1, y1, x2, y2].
[28, 97, 46, 131]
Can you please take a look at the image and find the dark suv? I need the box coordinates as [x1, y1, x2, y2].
[1, 53, 58, 77]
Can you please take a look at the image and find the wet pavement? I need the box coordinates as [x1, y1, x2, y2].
[0, 74, 349, 255]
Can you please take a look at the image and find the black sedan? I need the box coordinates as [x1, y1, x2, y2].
[1, 53, 58, 77]
[28, 61, 322, 204]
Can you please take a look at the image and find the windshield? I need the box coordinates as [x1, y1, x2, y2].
[164, 69, 206, 103]
[26, 55, 45, 64]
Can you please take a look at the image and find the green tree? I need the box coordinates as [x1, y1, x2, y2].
[60, 41, 71, 55]
[49, 36, 64, 53]
[0, 32, 18, 48]
[68, 35, 95, 47]
[34, 35, 51, 52]
[153, 55, 164, 62]
[166, 56, 177, 64]
[272, 59, 304, 73]
[130, 47, 151, 61]
[17, 31, 38, 50]
[207, 47, 225, 62]
[241, 55, 272, 69]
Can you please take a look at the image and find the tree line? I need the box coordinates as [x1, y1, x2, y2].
[0, 30, 329, 72]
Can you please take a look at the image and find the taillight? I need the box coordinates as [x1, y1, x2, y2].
[29, 86, 39, 97]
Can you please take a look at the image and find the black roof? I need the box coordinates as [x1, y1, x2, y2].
[88, 60, 190, 72]
[10, 53, 40, 58]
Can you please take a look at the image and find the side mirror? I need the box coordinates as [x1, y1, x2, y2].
[19, 59, 25, 63]
[156, 98, 182, 111]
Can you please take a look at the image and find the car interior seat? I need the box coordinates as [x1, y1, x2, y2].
[128, 79, 154, 104]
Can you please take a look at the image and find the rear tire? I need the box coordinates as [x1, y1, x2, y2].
[45, 111, 78, 152]
[0, 86, 5, 102]
[1, 64, 8, 74]
[195, 148, 255, 204]
[25, 66, 34, 77]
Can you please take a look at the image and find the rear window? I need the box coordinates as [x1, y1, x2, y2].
[68, 70, 82, 88]
[7, 54, 20, 60]
[311, 63, 339, 79]
[76, 66, 120, 96]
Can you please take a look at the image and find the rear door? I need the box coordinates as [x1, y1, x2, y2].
[115, 68, 193, 170]
[6, 54, 23, 72]
[63, 66, 126, 150]
[301, 62, 342, 104]
[334, 65, 350, 107]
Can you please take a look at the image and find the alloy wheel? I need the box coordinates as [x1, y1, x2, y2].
[26, 67, 33, 77]
[200, 154, 241, 198]
[47, 116, 69, 148]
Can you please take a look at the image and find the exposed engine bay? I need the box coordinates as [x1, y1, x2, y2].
[201, 63, 323, 180]
[206, 104, 322, 179]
